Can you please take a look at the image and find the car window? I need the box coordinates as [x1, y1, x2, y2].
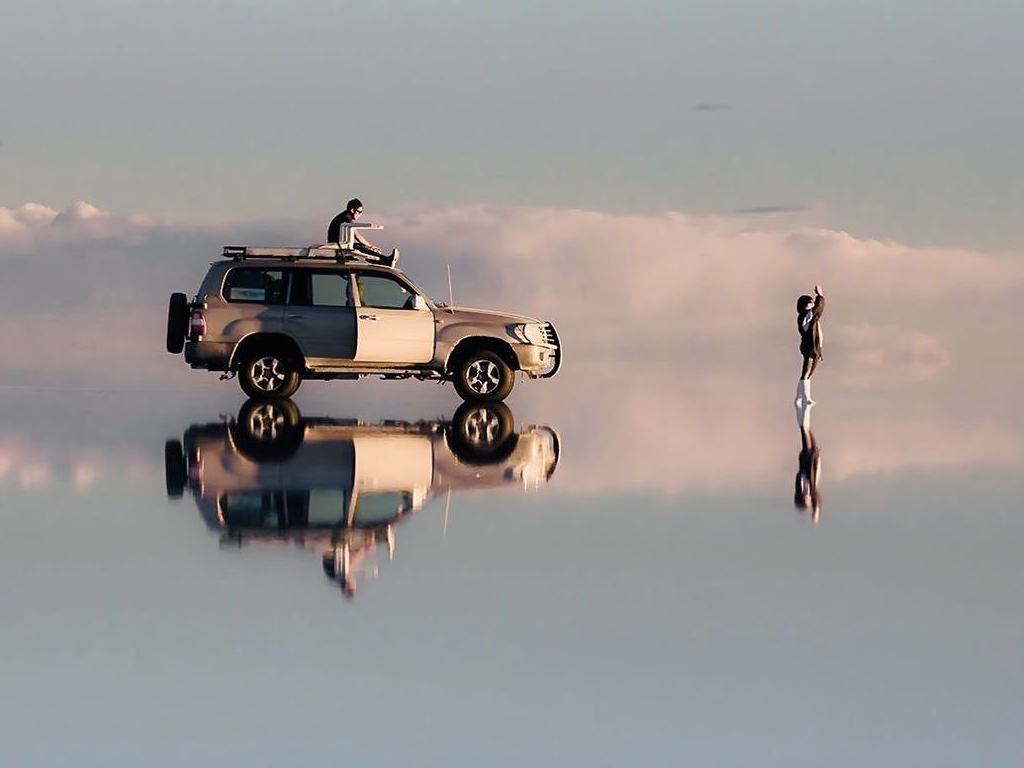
[224, 268, 287, 304]
[288, 271, 353, 307]
[307, 489, 348, 526]
[219, 491, 284, 526]
[352, 491, 409, 526]
[354, 273, 416, 309]
[310, 272, 353, 307]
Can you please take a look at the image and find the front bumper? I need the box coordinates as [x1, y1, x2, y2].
[514, 323, 562, 378]
[185, 341, 232, 370]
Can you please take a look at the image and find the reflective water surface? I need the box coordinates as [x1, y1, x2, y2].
[169, 400, 559, 597]
[1, 382, 1021, 766]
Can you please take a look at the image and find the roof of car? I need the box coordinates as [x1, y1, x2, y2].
[213, 257, 407, 277]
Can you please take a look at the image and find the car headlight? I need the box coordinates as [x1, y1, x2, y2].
[507, 323, 548, 346]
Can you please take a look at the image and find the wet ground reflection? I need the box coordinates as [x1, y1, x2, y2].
[166, 400, 559, 598]
[1, 385, 1022, 766]
[794, 400, 822, 523]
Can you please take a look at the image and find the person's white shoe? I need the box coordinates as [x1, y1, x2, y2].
[803, 379, 815, 405]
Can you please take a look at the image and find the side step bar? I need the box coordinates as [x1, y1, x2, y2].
[306, 366, 443, 379]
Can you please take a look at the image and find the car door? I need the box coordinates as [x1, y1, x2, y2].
[282, 269, 357, 364]
[351, 432, 433, 515]
[351, 271, 434, 364]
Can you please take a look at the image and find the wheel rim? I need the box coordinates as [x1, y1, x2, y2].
[462, 407, 502, 447]
[250, 356, 287, 392]
[245, 403, 285, 441]
[465, 359, 501, 394]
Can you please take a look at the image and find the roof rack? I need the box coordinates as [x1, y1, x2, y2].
[223, 245, 369, 261]
[222, 223, 394, 264]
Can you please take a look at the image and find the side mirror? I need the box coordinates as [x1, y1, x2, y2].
[413, 294, 428, 311]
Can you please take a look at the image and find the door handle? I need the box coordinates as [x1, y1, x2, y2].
[286, 313, 304, 319]
[359, 314, 377, 320]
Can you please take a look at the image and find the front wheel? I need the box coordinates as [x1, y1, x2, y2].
[238, 352, 301, 399]
[452, 349, 515, 403]
[447, 402, 518, 464]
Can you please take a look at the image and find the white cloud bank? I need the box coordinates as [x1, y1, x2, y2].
[0, 201, 1020, 495]
[1, 199, 1020, 388]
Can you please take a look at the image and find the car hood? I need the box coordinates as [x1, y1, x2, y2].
[437, 306, 541, 325]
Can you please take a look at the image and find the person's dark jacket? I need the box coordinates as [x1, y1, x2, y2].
[798, 295, 826, 359]
[327, 210, 355, 244]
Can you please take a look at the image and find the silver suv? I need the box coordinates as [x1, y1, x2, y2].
[166, 244, 561, 402]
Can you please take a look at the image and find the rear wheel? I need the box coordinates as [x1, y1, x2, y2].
[231, 399, 303, 461]
[452, 349, 514, 403]
[166, 293, 188, 353]
[239, 351, 301, 399]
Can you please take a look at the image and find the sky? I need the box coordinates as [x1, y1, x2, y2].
[3, 7, 1024, 763]
[1, 0, 1023, 248]
[0, 0, 1021, 486]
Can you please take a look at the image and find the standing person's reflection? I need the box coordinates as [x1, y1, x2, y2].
[794, 401, 822, 523]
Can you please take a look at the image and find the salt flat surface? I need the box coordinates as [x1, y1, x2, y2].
[0, 380, 1020, 767]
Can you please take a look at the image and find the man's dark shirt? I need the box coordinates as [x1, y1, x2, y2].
[327, 210, 355, 244]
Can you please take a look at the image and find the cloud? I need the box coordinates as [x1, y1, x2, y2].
[692, 102, 731, 111]
[0, 200, 165, 254]
[829, 324, 952, 388]
[386, 206, 1024, 384]
[0, 201, 1020, 395]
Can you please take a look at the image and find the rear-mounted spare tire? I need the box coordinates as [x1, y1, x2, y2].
[164, 439, 186, 498]
[166, 293, 188, 353]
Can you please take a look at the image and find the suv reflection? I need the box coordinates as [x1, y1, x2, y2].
[165, 400, 559, 597]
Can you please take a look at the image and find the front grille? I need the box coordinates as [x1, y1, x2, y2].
[539, 322, 562, 379]
[540, 322, 558, 347]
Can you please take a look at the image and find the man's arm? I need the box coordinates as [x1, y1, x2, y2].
[354, 229, 381, 252]
[812, 285, 826, 320]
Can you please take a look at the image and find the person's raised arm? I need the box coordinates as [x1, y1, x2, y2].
[812, 285, 826, 320]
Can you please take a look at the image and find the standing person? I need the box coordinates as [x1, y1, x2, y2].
[795, 284, 825, 404]
[326, 198, 383, 256]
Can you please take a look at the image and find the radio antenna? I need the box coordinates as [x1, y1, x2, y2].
[446, 263, 455, 314]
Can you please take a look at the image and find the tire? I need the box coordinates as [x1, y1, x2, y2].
[238, 350, 302, 400]
[231, 398, 303, 461]
[164, 439, 186, 498]
[166, 293, 188, 353]
[452, 349, 515, 403]
[447, 402, 518, 464]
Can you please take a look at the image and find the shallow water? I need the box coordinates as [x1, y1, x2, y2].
[0, 381, 1020, 766]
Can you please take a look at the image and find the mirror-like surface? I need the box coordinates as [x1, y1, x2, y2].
[170, 400, 559, 597]
[0, 382, 1021, 766]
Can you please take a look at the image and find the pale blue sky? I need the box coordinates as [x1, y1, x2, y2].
[1, 0, 1022, 247]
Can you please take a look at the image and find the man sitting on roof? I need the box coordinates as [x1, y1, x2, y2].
[327, 199, 383, 255]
